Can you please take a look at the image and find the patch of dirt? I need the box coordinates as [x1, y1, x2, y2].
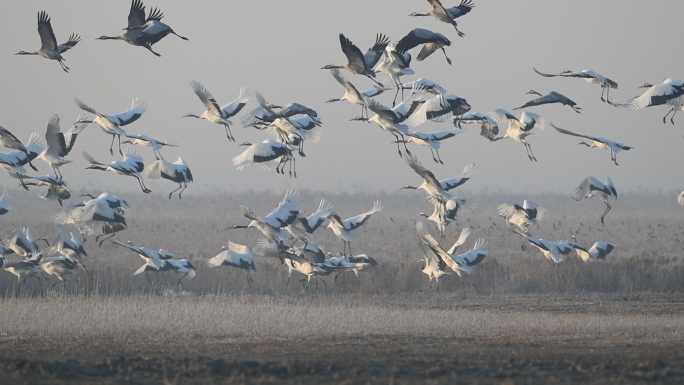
[1, 335, 683, 384]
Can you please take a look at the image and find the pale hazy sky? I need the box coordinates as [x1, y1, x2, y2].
[2, 0, 684, 197]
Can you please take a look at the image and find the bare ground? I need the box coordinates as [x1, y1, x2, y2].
[1, 293, 683, 384]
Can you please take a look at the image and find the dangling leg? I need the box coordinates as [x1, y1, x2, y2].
[298, 136, 306, 157]
[347, 241, 353, 257]
[429, 147, 439, 163]
[320, 278, 327, 294]
[521, 141, 533, 161]
[452, 23, 465, 38]
[600, 203, 611, 225]
[97, 233, 115, 247]
[365, 74, 384, 88]
[292, 157, 297, 178]
[171, 31, 189, 40]
[392, 77, 401, 107]
[168, 183, 183, 200]
[663, 108, 673, 124]
[435, 148, 444, 165]
[224, 123, 235, 142]
[671, 108, 678, 125]
[400, 133, 411, 156]
[526, 142, 537, 162]
[179, 183, 188, 199]
[392, 133, 403, 158]
[117, 134, 123, 155]
[136, 177, 151, 194]
[440, 47, 453, 65]
[109, 134, 116, 155]
[144, 45, 161, 57]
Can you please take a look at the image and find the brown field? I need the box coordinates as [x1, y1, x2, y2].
[1, 191, 683, 383]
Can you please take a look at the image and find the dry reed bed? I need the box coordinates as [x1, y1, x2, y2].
[2, 191, 684, 295]
[0, 294, 682, 344]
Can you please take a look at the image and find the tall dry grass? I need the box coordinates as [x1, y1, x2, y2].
[1, 190, 683, 296]
[0, 293, 682, 343]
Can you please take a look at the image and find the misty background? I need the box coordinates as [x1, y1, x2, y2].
[1, 0, 683, 198]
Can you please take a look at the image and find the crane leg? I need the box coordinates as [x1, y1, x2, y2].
[136, 177, 152, 194]
[298, 137, 306, 157]
[172, 31, 189, 41]
[179, 183, 188, 199]
[600, 87, 606, 102]
[80, 262, 93, 280]
[117, 134, 123, 155]
[440, 47, 453, 65]
[365, 74, 384, 88]
[460, 275, 466, 299]
[400, 134, 412, 155]
[525, 143, 537, 162]
[143, 45, 161, 57]
[392, 77, 402, 107]
[436, 148, 445, 164]
[671, 109, 678, 125]
[109, 134, 116, 156]
[97, 233, 115, 247]
[169, 183, 183, 200]
[601, 203, 611, 225]
[392, 133, 404, 158]
[347, 242, 353, 257]
[223, 124, 235, 141]
[392, 85, 401, 107]
[58, 59, 70, 73]
[320, 278, 327, 294]
[452, 22, 465, 38]
[663, 108, 673, 124]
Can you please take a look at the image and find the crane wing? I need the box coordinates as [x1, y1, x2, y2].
[190, 80, 222, 116]
[341, 201, 383, 231]
[571, 176, 601, 201]
[550, 123, 597, 142]
[221, 87, 252, 118]
[57, 33, 81, 54]
[298, 199, 334, 233]
[447, 227, 471, 254]
[363, 33, 390, 69]
[445, 0, 475, 19]
[262, 189, 302, 228]
[103, 99, 147, 127]
[44, 115, 69, 157]
[144, 159, 173, 180]
[37, 11, 58, 52]
[339, 34, 367, 72]
[621, 83, 684, 110]
[532, 67, 562, 78]
[128, 0, 147, 27]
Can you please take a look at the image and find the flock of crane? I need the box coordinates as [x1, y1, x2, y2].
[2, 0, 683, 294]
